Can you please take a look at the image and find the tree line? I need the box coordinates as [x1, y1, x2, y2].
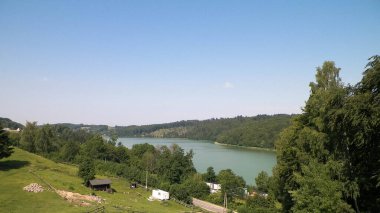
[238, 56, 380, 212]
[4, 113, 293, 149]
[112, 114, 293, 149]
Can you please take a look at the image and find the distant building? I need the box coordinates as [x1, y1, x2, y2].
[151, 189, 170, 200]
[89, 179, 112, 192]
[205, 182, 221, 193]
[2, 128, 21, 132]
[80, 127, 91, 132]
[243, 187, 248, 196]
[249, 191, 268, 198]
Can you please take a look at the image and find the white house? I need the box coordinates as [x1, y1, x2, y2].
[151, 189, 170, 200]
[205, 182, 221, 193]
[2, 128, 20, 132]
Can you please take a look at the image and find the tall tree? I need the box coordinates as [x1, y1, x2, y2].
[290, 160, 353, 213]
[217, 169, 246, 202]
[204, 166, 217, 183]
[183, 174, 210, 199]
[19, 122, 38, 152]
[273, 61, 348, 211]
[78, 157, 95, 186]
[273, 57, 380, 212]
[0, 126, 13, 159]
[59, 140, 80, 162]
[255, 171, 270, 193]
[35, 124, 55, 154]
[330, 55, 380, 211]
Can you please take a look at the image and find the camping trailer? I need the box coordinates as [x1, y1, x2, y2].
[151, 189, 169, 200]
[206, 182, 221, 193]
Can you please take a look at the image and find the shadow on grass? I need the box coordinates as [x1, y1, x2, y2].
[0, 160, 30, 171]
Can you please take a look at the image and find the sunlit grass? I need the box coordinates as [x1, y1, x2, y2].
[0, 148, 193, 212]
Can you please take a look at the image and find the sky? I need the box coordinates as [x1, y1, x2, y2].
[1, 0, 379, 126]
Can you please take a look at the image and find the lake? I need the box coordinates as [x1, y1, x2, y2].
[119, 137, 277, 185]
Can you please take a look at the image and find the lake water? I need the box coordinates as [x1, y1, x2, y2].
[119, 137, 277, 185]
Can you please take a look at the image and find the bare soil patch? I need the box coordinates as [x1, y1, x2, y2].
[56, 190, 104, 206]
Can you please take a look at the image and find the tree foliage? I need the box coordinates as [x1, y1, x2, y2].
[203, 166, 217, 183]
[255, 171, 270, 193]
[0, 126, 13, 159]
[35, 124, 55, 154]
[290, 160, 354, 213]
[272, 57, 380, 212]
[183, 174, 210, 199]
[20, 122, 38, 152]
[78, 157, 96, 186]
[217, 169, 246, 202]
[238, 195, 277, 213]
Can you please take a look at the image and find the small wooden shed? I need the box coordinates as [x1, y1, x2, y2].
[89, 179, 112, 192]
[130, 182, 137, 189]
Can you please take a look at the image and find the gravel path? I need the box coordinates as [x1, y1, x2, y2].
[192, 198, 227, 213]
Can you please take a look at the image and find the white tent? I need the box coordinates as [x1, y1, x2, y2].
[151, 189, 169, 200]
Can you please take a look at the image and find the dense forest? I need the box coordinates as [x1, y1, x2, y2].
[9, 114, 293, 149]
[0, 114, 292, 149]
[113, 114, 294, 149]
[238, 56, 380, 212]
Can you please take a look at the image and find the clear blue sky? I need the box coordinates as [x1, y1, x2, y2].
[1, 0, 379, 126]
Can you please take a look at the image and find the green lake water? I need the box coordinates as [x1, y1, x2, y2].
[119, 137, 276, 185]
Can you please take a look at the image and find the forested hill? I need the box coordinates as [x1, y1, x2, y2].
[0, 117, 24, 129]
[114, 114, 295, 148]
[1, 114, 294, 149]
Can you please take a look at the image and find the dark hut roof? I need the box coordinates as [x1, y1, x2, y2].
[89, 179, 112, 186]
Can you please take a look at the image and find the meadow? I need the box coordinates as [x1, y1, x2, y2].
[0, 148, 194, 213]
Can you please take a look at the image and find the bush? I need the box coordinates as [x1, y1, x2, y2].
[169, 184, 191, 204]
[78, 157, 95, 186]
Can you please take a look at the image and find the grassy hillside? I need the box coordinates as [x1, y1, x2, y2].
[0, 148, 193, 213]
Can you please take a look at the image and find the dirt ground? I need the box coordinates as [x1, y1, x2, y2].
[56, 190, 103, 206]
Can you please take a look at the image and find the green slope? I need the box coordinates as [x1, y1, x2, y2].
[0, 148, 192, 213]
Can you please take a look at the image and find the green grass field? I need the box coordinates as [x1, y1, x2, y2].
[0, 148, 194, 213]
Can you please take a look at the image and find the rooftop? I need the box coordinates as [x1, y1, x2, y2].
[89, 179, 112, 186]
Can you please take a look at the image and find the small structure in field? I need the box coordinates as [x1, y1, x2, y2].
[205, 182, 221, 193]
[89, 179, 112, 192]
[130, 182, 137, 189]
[151, 189, 169, 200]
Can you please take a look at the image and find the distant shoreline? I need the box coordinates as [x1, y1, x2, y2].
[117, 136, 277, 152]
[214, 142, 276, 152]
